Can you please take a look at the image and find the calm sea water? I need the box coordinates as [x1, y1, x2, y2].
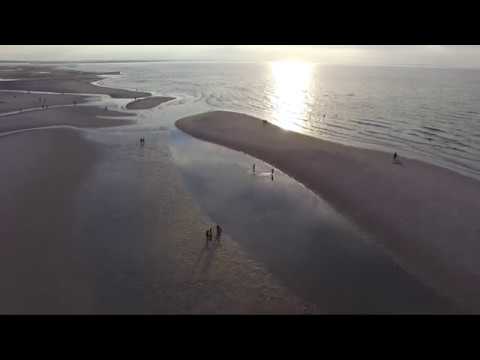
[71, 62, 480, 180]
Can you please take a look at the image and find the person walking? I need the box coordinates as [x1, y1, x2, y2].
[216, 224, 222, 240]
[253, 163, 256, 174]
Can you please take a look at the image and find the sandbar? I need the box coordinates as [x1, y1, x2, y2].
[126, 96, 175, 110]
[176, 111, 480, 312]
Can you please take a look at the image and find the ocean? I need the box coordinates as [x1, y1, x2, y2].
[70, 61, 480, 180]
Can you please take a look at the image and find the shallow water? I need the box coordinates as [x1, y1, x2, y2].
[71, 62, 480, 181]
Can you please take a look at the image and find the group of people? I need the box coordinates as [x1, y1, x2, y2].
[252, 163, 275, 180]
[205, 224, 222, 244]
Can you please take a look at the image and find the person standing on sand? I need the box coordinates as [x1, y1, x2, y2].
[207, 228, 213, 243]
[216, 224, 222, 240]
[253, 163, 255, 174]
[393, 152, 398, 163]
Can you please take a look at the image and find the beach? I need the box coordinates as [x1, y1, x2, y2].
[3, 61, 480, 313]
[0, 65, 310, 314]
[176, 111, 480, 312]
[0, 127, 310, 313]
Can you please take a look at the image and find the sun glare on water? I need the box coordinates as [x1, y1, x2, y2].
[269, 60, 314, 132]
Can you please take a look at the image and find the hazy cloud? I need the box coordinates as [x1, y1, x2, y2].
[1, 45, 480, 68]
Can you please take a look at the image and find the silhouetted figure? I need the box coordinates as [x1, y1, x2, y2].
[271, 168, 275, 175]
[216, 225, 222, 240]
[253, 163, 255, 174]
[140, 137, 145, 146]
[393, 152, 398, 163]
[205, 228, 213, 243]
[205, 230, 209, 244]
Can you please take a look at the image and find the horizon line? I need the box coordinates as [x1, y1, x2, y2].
[1, 60, 480, 70]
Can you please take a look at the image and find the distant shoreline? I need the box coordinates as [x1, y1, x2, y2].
[0, 65, 150, 99]
[0, 65, 146, 134]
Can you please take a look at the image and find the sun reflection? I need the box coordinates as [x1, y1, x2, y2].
[269, 61, 314, 132]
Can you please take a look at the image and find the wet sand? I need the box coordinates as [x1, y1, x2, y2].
[0, 106, 135, 134]
[0, 128, 310, 314]
[0, 65, 150, 99]
[0, 67, 310, 314]
[126, 96, 175, 110]
[176, 111, 480, 312]
[170, 128, 459, 313]
[0, 129, 101, 312]
[0, 91, 90, 113]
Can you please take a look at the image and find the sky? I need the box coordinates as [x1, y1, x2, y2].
[1, 45, 480, 68]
